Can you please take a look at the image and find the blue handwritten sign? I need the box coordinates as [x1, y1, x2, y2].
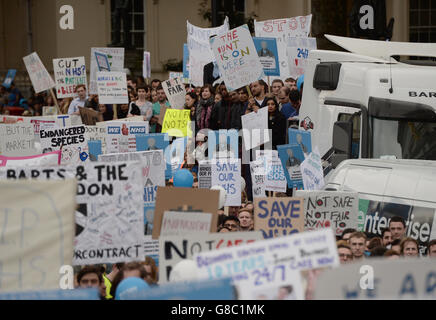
[254, 197, 304, 239]
[211, 159, 241, 207]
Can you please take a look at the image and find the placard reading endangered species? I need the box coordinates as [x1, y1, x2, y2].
[39, 125, 88, 165]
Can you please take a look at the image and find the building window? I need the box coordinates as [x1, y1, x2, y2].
[111, 0, 145, 50]
[409, 0, 436, 43]
[217, 0, 245, 29]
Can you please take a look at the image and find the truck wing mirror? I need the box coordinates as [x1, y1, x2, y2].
[331, 121, 352, 168]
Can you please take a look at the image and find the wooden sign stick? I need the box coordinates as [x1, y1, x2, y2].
[50, 88, 61, 114]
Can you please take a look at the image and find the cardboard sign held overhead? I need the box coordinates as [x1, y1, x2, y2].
[53, 57, 87, 98]
[23, 52, 56, 93]
[162, 78, 186, 109]
[254, 197, 304, 239]
[152, 187, 220, 239]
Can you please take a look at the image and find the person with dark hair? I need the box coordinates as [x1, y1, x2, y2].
[185, 91, 199, 122]
[280, 87, 298, 119]
[102, 263, 125, 299]
[341, 228, 356, 241]
[271, 79, 284, 99]
[285, 77, 297, 91]
[127, 77, 137, 90]
[367, 237, 383, 252]
[390, 238, 402, 254]
[384, 249, 400, 259]
[222, 216, 240, 232]
[131, 85, 153, 120]
[76, 265, 106, 299]
[389, 216, 406, 241]
[370, 246, 388, 257]
[150, 85, 170, 133]
[238, 87, 249, 113]
[196, 84, 215, 130]
[289, 89, 301, 114]
[249, 80, 268, 109]
[381, 228, 393, 247]
[210, 84, 242, 130]
[266, 97, 287, 149]
[109, 262, 149, 298]
[427, 239, 436, 257]
[98, 104, 114, 121]
[142, 257, 159, 284]
[151, 79, 161, 90]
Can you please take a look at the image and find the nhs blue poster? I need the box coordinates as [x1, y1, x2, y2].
[277, 144, 305, 189]
[208, 130, 239, 160]
[136, 133, 172, 180]
[253, 37, 280, 76]
[288, 128, 312, 156]
[2, 69, 17, 89]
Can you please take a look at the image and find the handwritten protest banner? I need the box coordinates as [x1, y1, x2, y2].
[39, 125, 87, 165]
[300, 148, 324, 190]
[89, 47, 124, 94]
[314, 258, 435, 300]
[123, 278, 235, 300]
[250, 159, 266, 198]
[161, 109, 191, 137]
[162, 78, 186, 109]
[0, 162, 145, 265]
[193, 228, 339, 282]
[2, 69, 16, 89]
[0, 179, 76, 292]
[295, 191, 359, 236]
[159, 232, 262, 283]
[263, 157, 287, 192]
[23, 52, 55, 93]
[187, 17, 229, 86]
[254, 197, 304, 239]
[143, 51, 151, 79]
[42, 107, 58, 116]
[287, 37, 317, 78]
[53, 57, 87, 98]
[198, 160, 212, 189]
[98, 150, 166, 234]
[144, 236, 159, 263]
[97, 72, 129, 104]
[253, 37, 280, 76]
[211, 159, 241, 207]
[211, 24, 264, 91]
[0, 124, 36, 156]
[241, 107, 270, 151]
[161, 211, 212, 237]
[136, 133, 172, 180]
[235, 265, 304, 300]
[0, 151, 61, 167]
[255, 15, 312, 78]
[105, 121, 149, 153]
[152, 187, 219, 239]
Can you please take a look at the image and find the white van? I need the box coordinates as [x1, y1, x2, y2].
[298, 35, 436, 169]
[324, 158, 436, 255]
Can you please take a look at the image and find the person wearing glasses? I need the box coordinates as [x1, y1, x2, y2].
[221, 216, 241, 232]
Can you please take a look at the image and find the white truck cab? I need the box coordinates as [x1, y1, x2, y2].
[324, 158, 436, 255]
[299, 35, 436, 170]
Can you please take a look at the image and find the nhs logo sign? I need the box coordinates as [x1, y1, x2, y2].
[129, 126, 147, 134]
[107, 127, 120, 134]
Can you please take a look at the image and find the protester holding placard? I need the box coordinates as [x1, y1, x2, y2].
[68, 84, 88, 115]
[196, 84, 215, 130]
[266, 97, 287, 149]
[150, 85, 170, 133]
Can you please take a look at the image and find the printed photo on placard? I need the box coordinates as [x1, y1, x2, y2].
[253, 37, 280, 76]
[277, 144, 305, 189]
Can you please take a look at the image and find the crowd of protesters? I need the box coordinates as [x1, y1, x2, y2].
[2, 72, 435, 300]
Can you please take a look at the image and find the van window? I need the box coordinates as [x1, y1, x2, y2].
[344, 165, 391, 195]
[338, 113, 361, 159]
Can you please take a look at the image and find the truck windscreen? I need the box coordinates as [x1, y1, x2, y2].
[371, 117, 436, 160]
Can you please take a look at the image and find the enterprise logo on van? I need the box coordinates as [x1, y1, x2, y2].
[409, 91, 436, 98]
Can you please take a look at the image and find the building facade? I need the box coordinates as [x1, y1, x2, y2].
[0, 0, 429, 95]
